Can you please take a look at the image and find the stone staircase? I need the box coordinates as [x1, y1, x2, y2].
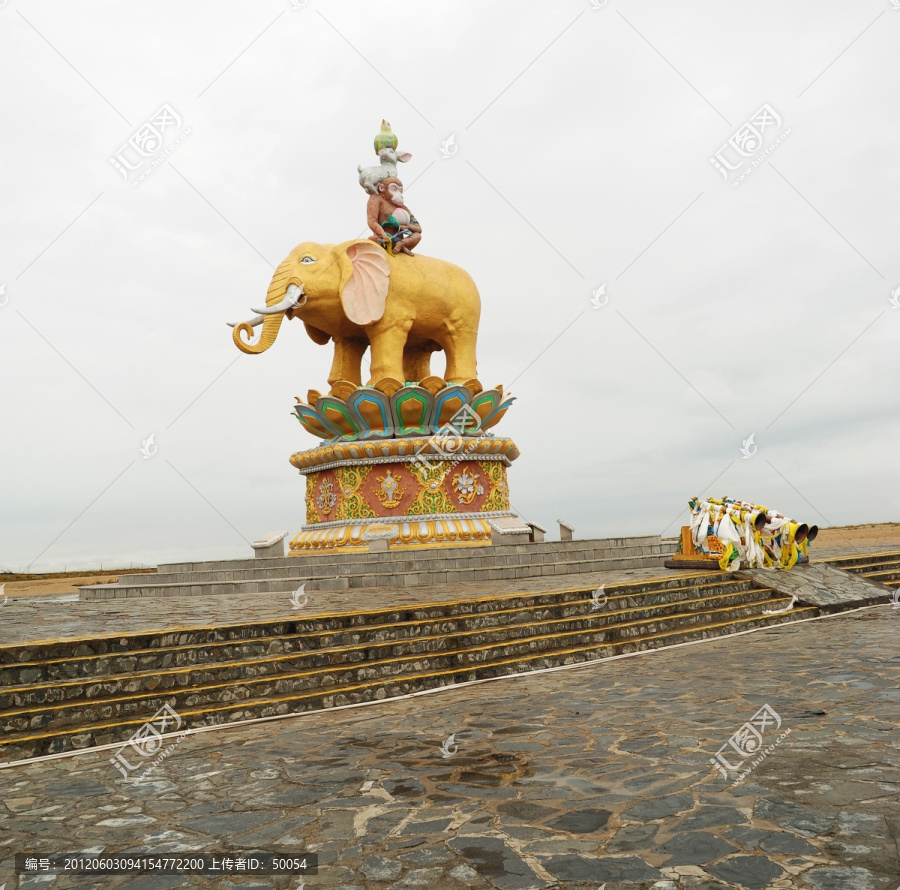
[1, 571, 813, 763]
[821, 550, 900, 593]
[4, 551, 895, 765]
[79, 536, 671, 600]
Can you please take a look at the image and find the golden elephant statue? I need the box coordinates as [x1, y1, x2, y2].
[230, 239, 480, 389]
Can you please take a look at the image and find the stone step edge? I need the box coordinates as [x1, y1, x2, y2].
[142, 545, 673, 582]
[88, 549, 672, 587]
[2, 579, 770, 679]
[859, 568, 900, 579]
[0, 607, 817, 757]
[822, 552, 900, 568]
[4, 571, 723, 659]
[0, 595, 793, 720]
[849, 567, 900, 580]
[138, 543, 900, 584]
[81, 554, 672, 599]
[153, 536, 667, 572]
[0, 587, 782, 696]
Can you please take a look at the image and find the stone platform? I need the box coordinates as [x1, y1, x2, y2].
[78, 535, 672, 601]
[1, 586, 898, 888]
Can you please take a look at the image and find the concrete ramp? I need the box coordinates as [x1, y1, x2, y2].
[738, 563, 892, 609]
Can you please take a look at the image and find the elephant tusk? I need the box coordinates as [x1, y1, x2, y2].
[227, 315, 265, 328]
[252, 284, 307, 316]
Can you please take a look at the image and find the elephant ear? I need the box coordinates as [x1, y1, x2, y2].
[339, 240, 391, 325]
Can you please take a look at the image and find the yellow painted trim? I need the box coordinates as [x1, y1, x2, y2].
[288, 539, 495, 556]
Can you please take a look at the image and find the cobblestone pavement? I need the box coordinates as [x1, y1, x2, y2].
[0, 566, 678, 645]
[1, 602, 898, 889]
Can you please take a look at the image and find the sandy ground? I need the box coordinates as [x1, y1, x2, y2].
[811, 521, 900, 549]
[0, 573, 147, 598]
[3, 523, 897, 599]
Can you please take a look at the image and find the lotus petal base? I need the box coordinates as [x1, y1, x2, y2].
[292, 379, 514, 442]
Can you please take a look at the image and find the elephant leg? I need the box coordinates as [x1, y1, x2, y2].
[368, 323, 411, 384]
[443, 329, 478, 383]
[403, 341, 440, 383]
[402, 347, 423, 384]
[328, 337, 368, 390]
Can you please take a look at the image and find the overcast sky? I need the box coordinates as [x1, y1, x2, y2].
[1, 0, 898, 572]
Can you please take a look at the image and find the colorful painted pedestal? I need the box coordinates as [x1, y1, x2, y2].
[288, 435, 520, 553]
[286, 380, 519, 554]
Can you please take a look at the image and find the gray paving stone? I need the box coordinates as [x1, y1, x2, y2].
[706, 854, 784, 889]
[236, 813, 317, 846]
[253, 785, 327, 807]
[622, 792, 694, 822]
[502, 825, 548, 840]
[399, 847, 453, 865]
[497, 800, 556, 822]
[800, 866, 879, 890]
[677, 805, 747, 830]
[393, 867, 448, 888]
[360, 854, 402, 881]
[545, 807, 611, 834]
[382, 777, 427, 797]
[539, 853, 661, 882]
[758, 829, 819, 855]
[658, 830, 738, 864]
[449, 863, 480, 884]
[607, 823, 659, 852]
[754, 797, 833, 837]
[361, 809, 408, 842]
[723, 825, 770, 848]
[448, 836, 539, 889]
[179, 811, 283, 836]
[403, 817, 453, 834]
[49, 780, 111, 799]
[386, 837, 425, 850]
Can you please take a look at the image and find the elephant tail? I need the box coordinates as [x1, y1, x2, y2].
[232, 257, 294, 355]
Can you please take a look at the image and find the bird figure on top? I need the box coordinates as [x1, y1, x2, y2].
[374, 119, 398, 153]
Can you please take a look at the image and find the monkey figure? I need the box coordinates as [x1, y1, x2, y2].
[366, 176, 421, 256]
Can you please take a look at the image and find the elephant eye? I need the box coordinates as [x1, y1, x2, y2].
[300, 255, 316, 264]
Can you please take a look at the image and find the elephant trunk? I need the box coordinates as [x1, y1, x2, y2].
[232, 257, 298, 355]
[233, 311, 285, 355]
